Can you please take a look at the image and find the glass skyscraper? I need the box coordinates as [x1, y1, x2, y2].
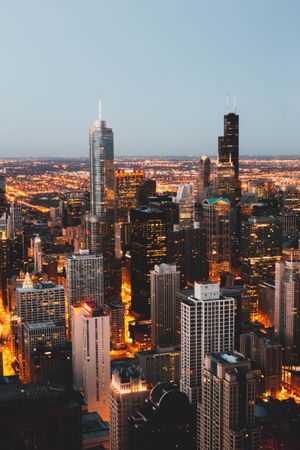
[87, 113, 121, 303]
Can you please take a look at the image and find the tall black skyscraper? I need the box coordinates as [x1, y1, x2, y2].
[130, 207, 167, 318]
[218, 111, 239, 181]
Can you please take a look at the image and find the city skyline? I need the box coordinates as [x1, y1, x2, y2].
[1, 1, 300, 157]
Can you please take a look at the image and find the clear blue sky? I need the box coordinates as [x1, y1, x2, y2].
[0, 0, 299, 157]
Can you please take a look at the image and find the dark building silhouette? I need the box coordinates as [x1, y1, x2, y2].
[128, 383, 195, 450]
[0, 173, 6, 216]
[218, 111, 239, 181]
[167, 226, 208, 288]
[0, 382, 82, 450]
[130, 208, 167, 318]
[137, 179, 156, 207]
[61, 191, 89, 227]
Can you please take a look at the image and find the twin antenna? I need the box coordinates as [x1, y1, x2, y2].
[226, 93, 237, 114]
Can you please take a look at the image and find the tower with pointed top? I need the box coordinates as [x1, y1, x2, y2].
[87, 100, 121, 303]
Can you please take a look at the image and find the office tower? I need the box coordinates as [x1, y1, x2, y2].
[180, 282, 235, 405]
[167, 225, 208, 289]
[137, 178, 156, 207]
[33, 234, 42, 273]
[0, 382, 82, 450]
[104, 302, 125, 349]
[0, 172, 6, 216]
[241, 216, 282, 318]
[203, 198, 231, 281]
[116, 169, 145, 222]
[0, 231, 11, 307]
[66, 249, 104, 307]
[257, 280, 275, 327]
[150, 264, 180, 348]
[128, 383, 195, 450]
[174, 184, 194, 230]
[196, 156, 210, 202]
[240, 330, 282, 397]
[274, 250, 300, 364]
[22, 321, 66, 382]
[10, 230, 24, 277]
[31, 343, 73, 388]
[72, 302, 110, 421]
[88, 106, 121, 303]
[7, 201, 23, 238]
[16, 282, 66, 324]
[16, 281, 66, 381]
[61, 191, 89, 227]
[148, 195, 179, 232]
[130, 207, 167, 319]
[199, 352, 260, 450]
[135, 345, 181, 386]
[216, 158, 236, 200]
[218, 108, 239, 181]
[71, 304, 83, 390]
[175, 287, 193, 347]
[110, 366, 149, 450]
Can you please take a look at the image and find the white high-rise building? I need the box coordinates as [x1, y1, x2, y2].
[180, 282, 235, 405]
[16, 282, 65, 325]
[33, 234, 43, 273]
[110, 367, 149, 450]
[66, 250, 104, 307]
[72, 302, 110, 421]
[150, 264, 180, 348]
[274, 248, 300, 364]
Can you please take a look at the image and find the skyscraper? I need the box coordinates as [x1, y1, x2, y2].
[196, 156, 210, 202]
[199, 352, 260, 450]
[7, 201, 23, 238]
[66, 249, 104, 307]
[241, 216, 282, 318]
[150, 263, 180, 348]
[72, 302, 110, 421]
[16, 281, 66, 381]
[218, 110, 239, 181]
[110, 366, 149, 450]
[23, 321, 66, 383]
[240, 330, 282, 396]
[87, 104, 121, 303]
[0, 172, 6, 217]
[274, 249, 300, 364]
[167, 224, 208, 289]
[203, 198, 231, 281]
[180, 282, 235, 405]
[116, 169, 145, 222]
[130, 207, 167, 318]
[174, 184, 194, 230]
[33, 234, 42, 273]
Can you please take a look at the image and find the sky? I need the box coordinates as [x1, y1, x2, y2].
[0, 0, 300, 157]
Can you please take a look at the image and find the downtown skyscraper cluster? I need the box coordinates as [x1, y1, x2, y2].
[0, 98, 300, 450]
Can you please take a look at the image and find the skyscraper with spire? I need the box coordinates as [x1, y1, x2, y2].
[218, 97, 239, 182]
[87, 98, 121, 303]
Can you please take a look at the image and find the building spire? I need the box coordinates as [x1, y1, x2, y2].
[98, 84, 102, 123]
[233, 96, 236, 113]
[226, 93, 229, 114]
